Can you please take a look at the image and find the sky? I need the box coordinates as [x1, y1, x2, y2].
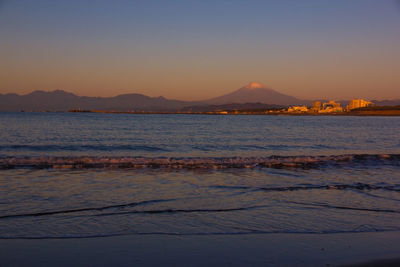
[0, 0, 399, 101]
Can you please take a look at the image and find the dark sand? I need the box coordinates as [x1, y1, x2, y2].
[1, 232, 400, 266]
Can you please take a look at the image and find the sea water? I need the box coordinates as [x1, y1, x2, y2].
[0, 112, 399, 238]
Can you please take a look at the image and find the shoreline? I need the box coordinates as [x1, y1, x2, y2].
[1, 231, 400, 266]
[3, 110, 400, 116]
[69, 110, 400, 116]
[53, 110, 400, 116]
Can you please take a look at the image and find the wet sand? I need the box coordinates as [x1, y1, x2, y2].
[1, 232, 400, 266]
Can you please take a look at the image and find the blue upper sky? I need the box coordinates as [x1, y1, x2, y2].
[1, 0, 399, 100]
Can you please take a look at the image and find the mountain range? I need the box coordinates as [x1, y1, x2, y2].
[0, 90, 193, 112]
[0, 82, 399, 112]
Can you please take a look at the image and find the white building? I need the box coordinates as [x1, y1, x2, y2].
[346, 99, 373, 110]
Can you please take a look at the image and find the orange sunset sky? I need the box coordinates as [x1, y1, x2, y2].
[0, 0, 399, 101]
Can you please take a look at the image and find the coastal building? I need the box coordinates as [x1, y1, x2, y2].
[288, 106, 308, 112]
[319, 101, 343, 113]
[346, 99, 374, 110]
[311, 101, 322, 112]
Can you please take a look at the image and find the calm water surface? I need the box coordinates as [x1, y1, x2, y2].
[0, 113, 399, 238]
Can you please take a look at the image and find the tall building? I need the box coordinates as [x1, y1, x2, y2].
[346, 99, 374, 110]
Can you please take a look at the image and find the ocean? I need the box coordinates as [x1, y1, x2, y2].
[0, 112, 400, 239]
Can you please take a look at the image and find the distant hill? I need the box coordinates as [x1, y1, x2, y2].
[371, 99, 400, 106]
[204, 82, 309, 106]
[0, 90, 194, 112]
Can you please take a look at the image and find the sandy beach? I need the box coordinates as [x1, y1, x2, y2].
[1, 232, 400, 266]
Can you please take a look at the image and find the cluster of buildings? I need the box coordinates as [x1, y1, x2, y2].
[288, 99, 374, 113]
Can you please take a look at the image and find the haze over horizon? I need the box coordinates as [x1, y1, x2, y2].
[1, 0, 400, 101]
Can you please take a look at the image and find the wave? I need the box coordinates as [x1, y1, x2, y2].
[2, 182, 399, 220]
[0, 144, 168, 152]
[0, 198, 176, 219]
[0, 205, 266, 220]
[0, 144, 341, 153]
[2, 228, 400, 240]
[359, 191, 400, 202]
[0, 154, 399, 170]
[285, 200, 400, 213]
[209, 182, 400, 192]
[93, 206, 267, 217]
